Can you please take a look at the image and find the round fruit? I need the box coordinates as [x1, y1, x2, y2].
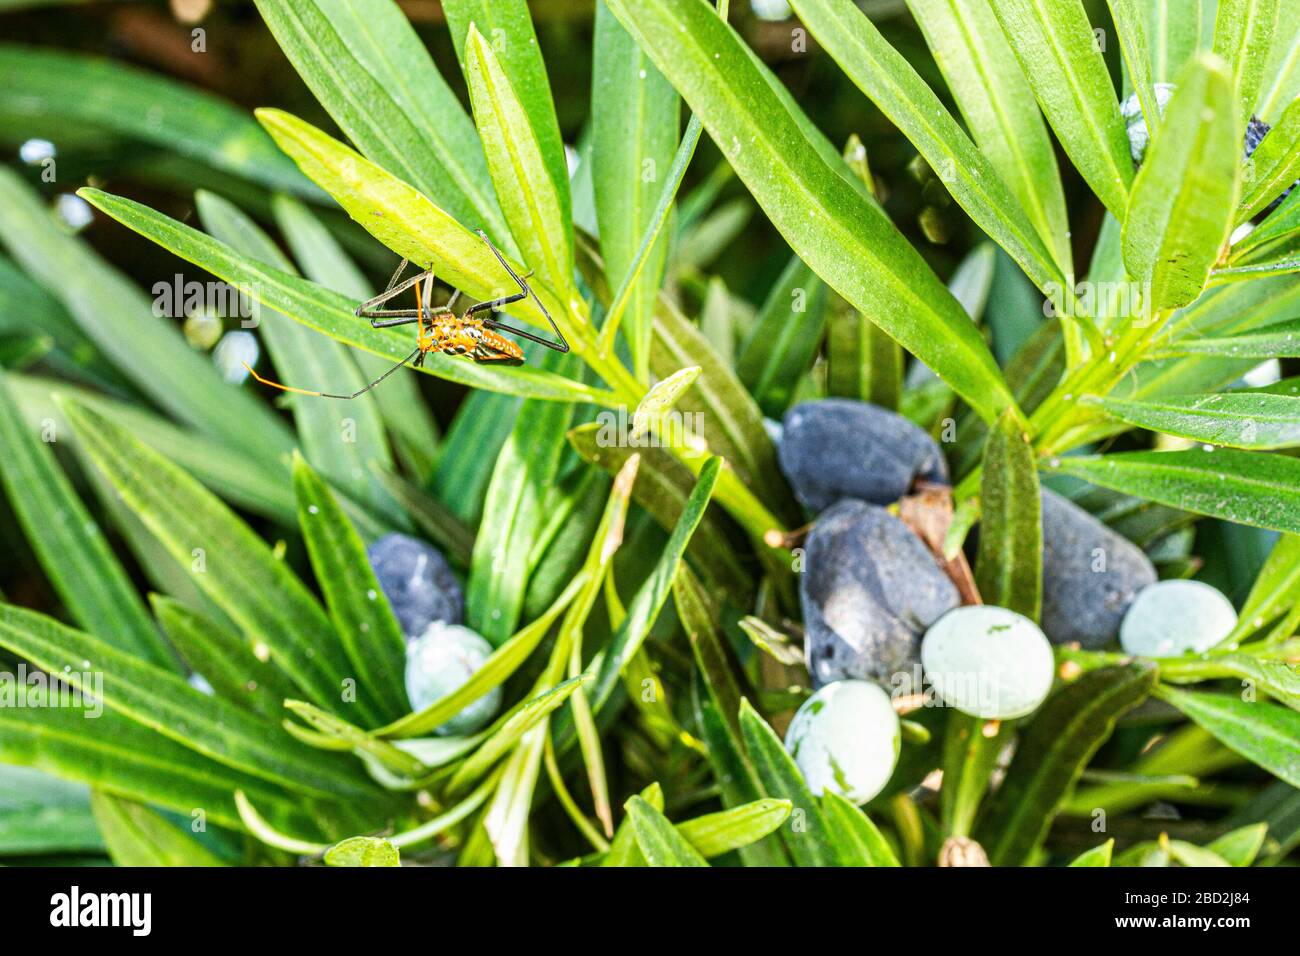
[784, 680, 900, 805]
[920, 606, 1054, 720]
[800, 499, 959, 689]
[778, 399, 948, 512]
[1120, 580, 1238, 658]
[366, 533, 463, 639]
[404, 622, 500, 736]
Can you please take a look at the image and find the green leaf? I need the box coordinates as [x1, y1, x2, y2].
[252, 109, 592, 356]
[826, 307, 902, 409]
[1085, 392, 1300, 450]
[1155, 685, 1300, 787]
[0, 766, 102, 856]
[152, 596, 300, 723]
[77, 186, 601, 405]
[1146, 0, 1215, 84]
[738, 697, 841, 867]
[1106, 0, 1161, 144]
[0, 169, 293, 463]
[693, 682, 789, 866]
[59, 400, 365, 721]
[1257, 0, 1300, 122]
[820, 790, 901, 866]
[905, 0, 1072, 274]
[1154, 317, 1300, 360]
[0, 45, 314, 196]
[6, 373, 296, 525]
[90, 791, 227, 866]
[293, 455, 409, 721]
[0, 604, 380, 802]
[273, 194, 441, 483]
[250, 0, 505, 239]
[375, 568, 589, 739]
[1241, 98, 1300, 222]
[975, 409, 1042, 618]
[464, 24, 573, 296]
[1231, 533, 1300, 640]
[324, 835, 400, 867]
[625, 795, 709, 866]
[587, 457, 721, 714]
[676, 798, 792, 859]
[675, 567, 749, 744]
[975, 664, 1157, 866]
[468, 352, 577, 644]
[985, 0, 1134, 219]
[648, 297, 797, 524]
[605, 0, 1017, 427]
[446, 675, 591, 794]
[601, 782, 661, 867]
[788, 0, 1068, 298]
[735, 255, 830, 417]
[567, 424, 753, 605]
[592, 0, 680, 379]
[1123, 54, 1240, 315]
[1207, 822, 1269, 865]
[940, 711, 1009, 839]
[1046, 448, 1300, 535]
[442, 0, 571, 234]
[0, 687, 320, 836]
[1212, 0, 1282, 126]
[0, 370, 172, 668]
[1068, 839, 1115, 866]
[195, 190, 398, 518]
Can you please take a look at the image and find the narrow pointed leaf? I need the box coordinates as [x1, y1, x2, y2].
[986, 0, 1134, 218]
[905, 0, 1072, 274]
[0, 604, 379, 802]
[821, 790, 901, 866]
[605, 0, 1017, 426]
[1212, 0, 1282, 125]
[976, 409, 1042, 618]
[58, 400, 363, 719]
[975, 664, 1157, 865]
[1123, 54, 1240, 314]
[464, 25, 573, 295]
[789, 0, 1067, 296]
[250, 0, 506, 239]
[0, 371, 171, 667]
[1155, 685, 1300, 787]
[1085, 392, 1300, 449]
[0, 169, 293, 462]
[293, 455, 409, 721]
[1047, 448, 1300, 535]
[90, 792, 227, 867]
[626, 795, 709, 867]
[738, 698, 841, 867]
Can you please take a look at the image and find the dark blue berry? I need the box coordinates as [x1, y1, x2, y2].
[1039, 489, 1156, 649]
[778, 399, 949, 513]
[366, 533, 463, 639]
[800, 499, 960, 688]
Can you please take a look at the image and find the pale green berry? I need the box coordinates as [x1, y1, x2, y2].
[920, 605, 1054, 720]
[784, 680, 900, 805]
[1120, 580, 1238, 658]
[404, 622, 500, 736]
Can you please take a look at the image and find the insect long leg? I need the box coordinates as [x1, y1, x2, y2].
[242, 346, 422, 400]
[469, 229, 569, 353]
[355, 257, 436, 327]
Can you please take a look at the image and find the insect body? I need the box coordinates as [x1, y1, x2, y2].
[243, 230, 566, 399]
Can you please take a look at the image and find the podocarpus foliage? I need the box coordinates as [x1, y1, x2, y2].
[0, 0, 1296, 867]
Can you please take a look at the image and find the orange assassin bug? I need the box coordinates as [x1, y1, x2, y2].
[243, 230, 568, 399]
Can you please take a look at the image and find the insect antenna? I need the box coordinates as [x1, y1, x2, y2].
[242, 346, 422, 400]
